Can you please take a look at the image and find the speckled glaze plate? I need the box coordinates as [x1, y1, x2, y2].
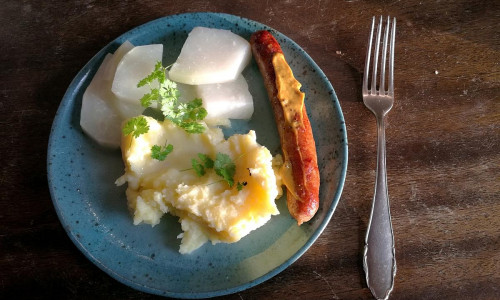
[47, 12, 347, 298]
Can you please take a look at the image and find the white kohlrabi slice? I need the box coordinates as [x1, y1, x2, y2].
[80, 54, 122, 148]
[195, 74, 254, 120]
[111, 44, 163, 103]
[102, 41, 134, 82]
[176, 81, 198, 104]
[101, 41, 145, 119]
[110, 99, 145, 120]
[169, 27, 251, 85]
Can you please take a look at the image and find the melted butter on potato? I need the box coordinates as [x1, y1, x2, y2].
[116, 116, 281, 254]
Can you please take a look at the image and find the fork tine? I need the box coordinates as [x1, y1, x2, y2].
[362, 16, 375, 95]
[388, 17, 396, 95]
[371, 16, 383, 94]
[380, 16, 391, 94]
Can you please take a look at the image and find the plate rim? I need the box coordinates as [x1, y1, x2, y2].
[47, 12, 348, 299]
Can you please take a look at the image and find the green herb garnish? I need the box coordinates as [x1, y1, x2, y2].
[236, 181, 247, 191]
[191, 153, 215, 176]
[189, 152, 243, 189]
[122, 116, 149, 138]
[137, 62, 207, 133]
[191, 158, 205, 176]
[151, 143, 173, 161]
[214, 153, 236, 187]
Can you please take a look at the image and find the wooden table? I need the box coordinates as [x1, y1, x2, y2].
[1, 1, 498, 299]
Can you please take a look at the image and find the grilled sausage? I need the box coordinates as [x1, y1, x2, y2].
[250, 30, 319, 225]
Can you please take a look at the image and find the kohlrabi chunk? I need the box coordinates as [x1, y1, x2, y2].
[196, 74, 254, 120]
[102, 41, 145, 119]
[102, 41, 134, 82]
[80, 54, 122, 148]
[169, 27, 251, 85]
[111, 44, 163, 103]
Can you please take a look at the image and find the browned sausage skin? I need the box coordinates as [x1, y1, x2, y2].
[250, 30, 320, 225]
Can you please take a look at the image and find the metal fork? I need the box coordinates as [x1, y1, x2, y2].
[362, 16, 397, 300]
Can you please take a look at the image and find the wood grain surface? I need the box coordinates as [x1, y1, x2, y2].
[1, 1, 498, 299]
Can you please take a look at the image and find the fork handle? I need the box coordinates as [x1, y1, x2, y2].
[363, 116, 396, 300]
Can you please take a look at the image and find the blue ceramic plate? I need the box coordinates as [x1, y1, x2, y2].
[47, 12, 347, 298]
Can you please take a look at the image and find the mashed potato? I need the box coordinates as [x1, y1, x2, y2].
[115, 116, 281, 254]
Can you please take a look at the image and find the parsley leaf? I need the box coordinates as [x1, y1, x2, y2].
[191, 153, 214, 176]
[137, 62, 207, 133]
[236, 181, 247, 191]
[140, 89, 159, 107]
[137, 61, 166, 88]
[122, 116, 149, 138]
[189, 153, 240, 189]
[151, 143, 173, 161]
[214, 153, 236, 187]
[191, 158, 206, 176]
[197, 153, 214, 169]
